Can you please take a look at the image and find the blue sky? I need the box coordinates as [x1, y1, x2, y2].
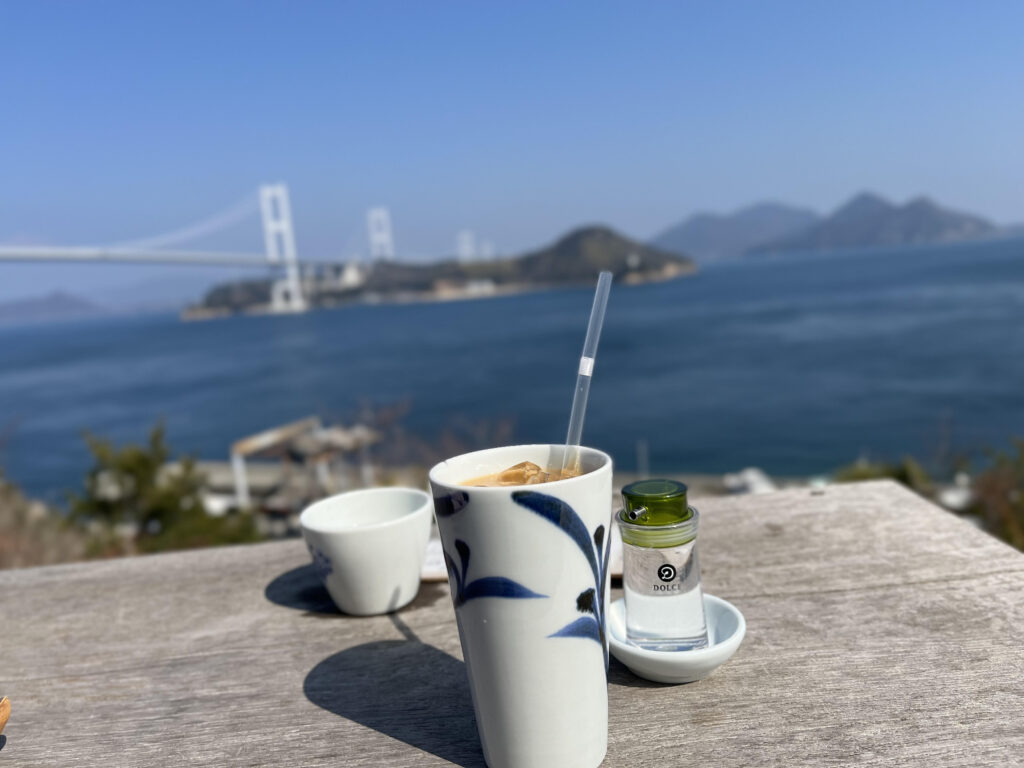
[1, 0, 1022, 303]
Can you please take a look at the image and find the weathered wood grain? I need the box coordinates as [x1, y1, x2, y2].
[1, 480, 1022, 766]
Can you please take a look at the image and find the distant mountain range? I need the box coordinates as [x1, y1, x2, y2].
[0, 291, 104, 327]
[7, 193, 1018, 323]
[196, 226, 694, 315]
[652, 202, 820, 261]
[653, 192, 1012, 260]
[751, 193, 997, 254]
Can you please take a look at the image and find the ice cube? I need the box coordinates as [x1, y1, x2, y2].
[497, 461, 546, 485]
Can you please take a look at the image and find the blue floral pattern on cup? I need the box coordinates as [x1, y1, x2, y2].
[434, 490, 469, 517]
[306, 542, 333, 582]
[435, 489, 610, 668]
[513, 491, 611, 667]
[444, 538, 546, 607]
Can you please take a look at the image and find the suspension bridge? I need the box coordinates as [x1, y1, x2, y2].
[0, 184, 397, 314]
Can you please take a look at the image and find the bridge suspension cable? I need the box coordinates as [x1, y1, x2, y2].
[0, 189, 267, 266]
[0, 183, 346, 314]
[103, 191, 260, 250]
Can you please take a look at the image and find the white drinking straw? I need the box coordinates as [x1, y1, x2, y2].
[561, 271, 613, 475]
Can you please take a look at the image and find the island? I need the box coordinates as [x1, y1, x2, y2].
[183, 225, 695, 318]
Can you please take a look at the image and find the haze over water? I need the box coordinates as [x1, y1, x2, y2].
[2, 237, 1023, 502]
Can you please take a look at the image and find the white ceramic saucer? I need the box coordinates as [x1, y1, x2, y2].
[608, 594, 746, 684]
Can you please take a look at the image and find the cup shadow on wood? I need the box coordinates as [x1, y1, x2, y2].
[608, 656, 678, 688]
[264, 564, 338, 615]
[304, 639, 485, 768]
[264, 564, 449, 617]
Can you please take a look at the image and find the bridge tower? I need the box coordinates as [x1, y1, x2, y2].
[260, 184, 306, 312]
[367, 207, 395, 261]
[456, 229, 476, 262]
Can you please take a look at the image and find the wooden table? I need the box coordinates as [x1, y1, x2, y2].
[3, 480, 1023, 766]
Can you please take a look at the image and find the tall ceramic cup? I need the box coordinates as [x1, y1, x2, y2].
[429, 444, 613, 768]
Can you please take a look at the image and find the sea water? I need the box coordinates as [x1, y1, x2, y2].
[3, 236, 1024, 503]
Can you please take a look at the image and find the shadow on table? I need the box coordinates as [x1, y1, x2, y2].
[264, 564, 338, 614]
[264, 564, 449, 617]
[608, 656, 678, 689]
[304, 638, 485, 767]
[0, 735, 6, 752]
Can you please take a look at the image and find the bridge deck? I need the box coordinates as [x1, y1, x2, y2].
[0, 245, 270, 266]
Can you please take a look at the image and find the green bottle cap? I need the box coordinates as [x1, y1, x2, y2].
[620, 479, 690, 525]
[618, 479, 698, 548]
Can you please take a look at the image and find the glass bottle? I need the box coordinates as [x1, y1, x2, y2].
[617, 479, 709, 651]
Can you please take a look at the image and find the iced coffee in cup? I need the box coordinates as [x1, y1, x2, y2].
[430, 444, 612, 768]
[431, 273, 615, 768]
[462, 461, 581, 487]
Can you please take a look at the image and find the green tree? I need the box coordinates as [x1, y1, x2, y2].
[967, 441, 1024, 551]
[70, 423, 261, 553]
[834, 456, 934, 497]
[835, 448, 1024, 552]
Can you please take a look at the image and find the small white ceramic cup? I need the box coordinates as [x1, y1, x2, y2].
[429, 445, 613, 768]
[299, 487, 432, 616]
